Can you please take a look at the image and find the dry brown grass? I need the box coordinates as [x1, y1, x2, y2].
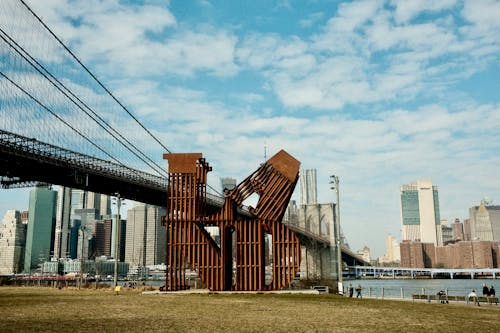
[1, 286, 499, 333]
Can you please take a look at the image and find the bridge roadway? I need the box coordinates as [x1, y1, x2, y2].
[286, 223, 368, 266]
[0, 129, 365, 265]
[0, 129, 223, 209]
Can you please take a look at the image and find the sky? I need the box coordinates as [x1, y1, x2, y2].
[1, 0, 500, 258]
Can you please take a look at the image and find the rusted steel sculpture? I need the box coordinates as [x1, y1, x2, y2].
[163, 150, 301, 291]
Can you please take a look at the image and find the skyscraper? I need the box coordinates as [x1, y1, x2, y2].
[24, 186, 57, 273]
[74, 208, 99, 260]
[66, 190, 111, 259]
[111, 215, 126, 261]
[125, 204, 166, 267]
[400, 180, 441, 245]
[379, 234, 400, 264]
[0, 210, 26, 274]
[54, 186, 71, 259]
[469, 202, 500, 241]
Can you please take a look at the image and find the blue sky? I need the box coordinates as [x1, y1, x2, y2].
[1, 0, 500, 258]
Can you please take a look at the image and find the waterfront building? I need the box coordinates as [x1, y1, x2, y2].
[357, 246, 371, 263]
[400, 180, 440, 245]
[452, 218, 464, 241]
[439, 219, 453, 246]
[300, 169, 317, 205]
[125, 204, 166, 267]
[468, 202, 500, 241]
[401, 240, 500, 269]
[0, 210, 26, 274]
[464, 218, 472, 241]
[24, 186, 57, 273]
[379, 234, 400, 264]
[400, 241, 436, 268]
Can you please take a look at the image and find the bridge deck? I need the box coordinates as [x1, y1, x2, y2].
[0, 129, 223, 208]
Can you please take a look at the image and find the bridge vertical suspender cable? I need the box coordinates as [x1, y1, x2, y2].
[19, 0, 172, 155]
[0, 70, 133, 171]
[0, 27, 166, 177]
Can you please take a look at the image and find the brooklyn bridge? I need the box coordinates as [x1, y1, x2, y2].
[0, 0, 366, 292]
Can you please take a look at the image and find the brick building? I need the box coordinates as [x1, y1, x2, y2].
[400, 240, 500, 268]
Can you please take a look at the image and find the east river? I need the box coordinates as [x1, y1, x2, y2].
[344, 278, 498, 299]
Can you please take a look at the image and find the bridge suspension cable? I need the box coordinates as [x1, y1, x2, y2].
[0, 26, 166, 177]
[0, 0, 224, 196]
[0, 69, 134, 172]
[18, 0, 172, 155]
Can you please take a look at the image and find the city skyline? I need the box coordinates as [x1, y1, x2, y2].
[1, 0, 500, 258]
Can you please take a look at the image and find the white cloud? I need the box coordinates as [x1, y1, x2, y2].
[391, 0, 458, 24]
[26, 0, 238, 78]
[326, 0, 382, 33]
[237, 34, 312, 73]
[462, 0, 500, 29]
[234, 0, 498, 113]
[299, 12, 324, 28]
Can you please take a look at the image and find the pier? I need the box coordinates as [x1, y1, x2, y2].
[349, 266, 500, 279]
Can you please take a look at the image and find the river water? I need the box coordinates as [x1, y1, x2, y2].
[343, 278, 498, 299]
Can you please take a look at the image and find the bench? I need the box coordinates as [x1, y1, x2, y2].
[475, 296, 499, 305]
[411, 294, 448, 302]
[311, 286, 329, 293]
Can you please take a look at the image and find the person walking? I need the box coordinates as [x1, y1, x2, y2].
[348, 284, 354, 298]
[355, 284, 362, 298]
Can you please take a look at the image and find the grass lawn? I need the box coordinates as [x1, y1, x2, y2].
[0, 286, 499, 332]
